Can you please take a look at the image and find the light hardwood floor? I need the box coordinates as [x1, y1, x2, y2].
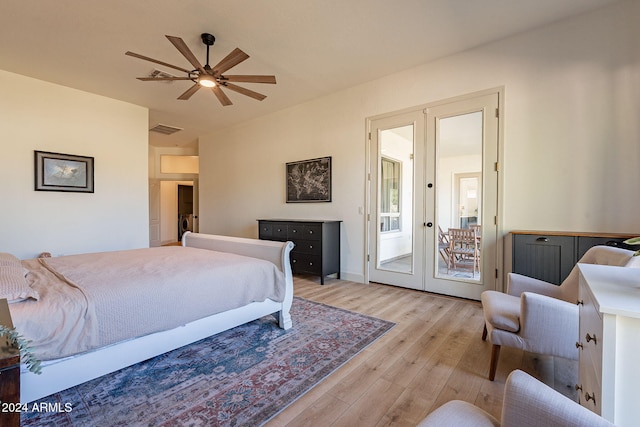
[267, 275, 577, 427]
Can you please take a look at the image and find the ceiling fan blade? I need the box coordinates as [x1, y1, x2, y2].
[223, 83, 267, 101]
[211, 86, 233, 106]
[213, 48, 249, 75]
[223, 75, 276, 84]
[177, 83, 201, 100]
[125, 51, 191, 74]
[136, 77, 192, 81]
[165, 35, 206, 74]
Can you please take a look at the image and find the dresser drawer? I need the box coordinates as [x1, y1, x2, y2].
[579, 347, 601, 415]
[292, 239, 321, 255]
[258, 222, 273, 239]
[291, 253, 322, 274]
[288, 223, 322, 240]
[271, 223, 289, 240]
[579, 286, 603, 385]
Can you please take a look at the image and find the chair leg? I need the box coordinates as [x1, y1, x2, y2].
[489, 344, 500, 381]
[482, 324, 487, 341]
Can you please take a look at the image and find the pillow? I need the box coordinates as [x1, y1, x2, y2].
[0, 252, 21, 267]
[0, 265, 39, 303]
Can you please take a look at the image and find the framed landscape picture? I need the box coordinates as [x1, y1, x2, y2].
[34, 150, 94, 193]
[286, 156, 332, 203]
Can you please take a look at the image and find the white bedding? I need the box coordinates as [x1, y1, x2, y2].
[10, 246, 285, 361]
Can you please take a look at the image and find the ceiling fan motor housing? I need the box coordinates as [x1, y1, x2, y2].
[201, 33, 215, 46]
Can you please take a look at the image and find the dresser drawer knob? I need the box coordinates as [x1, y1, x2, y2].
[309, 230, 314, 234]
[586, 333, 597, 345]
[575, 342, 583, 349]
[309, 262, 313, 266]
[309, 245, 313, 249]
[293, 229, 297, 233]
[585, 392, 597, 405]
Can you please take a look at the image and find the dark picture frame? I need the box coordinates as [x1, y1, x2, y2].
[286, 156, 332, 203]
[34, 150, 94, 193]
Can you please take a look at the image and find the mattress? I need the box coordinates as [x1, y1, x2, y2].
[9, 246, 285, 360]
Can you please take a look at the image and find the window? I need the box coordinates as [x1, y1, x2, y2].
[380, 157, 401, 232]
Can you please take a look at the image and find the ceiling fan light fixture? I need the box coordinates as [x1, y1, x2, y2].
[198, 74, 216, 87]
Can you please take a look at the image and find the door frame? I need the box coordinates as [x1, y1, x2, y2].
[364, 87, 505, 294]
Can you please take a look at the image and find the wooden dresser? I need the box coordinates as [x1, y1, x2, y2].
[576, 264, 640, 426]
[257, 219, 341, 285]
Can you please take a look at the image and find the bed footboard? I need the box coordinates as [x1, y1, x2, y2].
[182, 232, 294, 329]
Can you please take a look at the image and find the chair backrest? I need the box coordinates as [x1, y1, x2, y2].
[502, 370, 614, 427]
[438, 226, 449, 245]
[448, 228, 477, 250]
[558, 245, 636, 302]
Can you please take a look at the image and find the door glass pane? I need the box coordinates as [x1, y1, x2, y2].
[378, 125, 414, 273]
[435, 112, 483, 281]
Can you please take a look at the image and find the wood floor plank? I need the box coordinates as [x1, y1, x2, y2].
[267, 276, 576, 427]
[331, 377, 406, 427]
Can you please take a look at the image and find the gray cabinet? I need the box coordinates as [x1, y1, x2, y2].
[258, 219, 341, 285]
[512, 231, 635, 285]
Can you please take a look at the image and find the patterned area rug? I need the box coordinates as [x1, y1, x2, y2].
[21, 297, 394, 426]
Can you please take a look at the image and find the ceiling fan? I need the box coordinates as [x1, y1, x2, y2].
[125, 33, 276, 106]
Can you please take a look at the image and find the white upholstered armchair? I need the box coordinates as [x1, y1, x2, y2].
[481, 245, 637, 381]
[418, 369, 614, 427]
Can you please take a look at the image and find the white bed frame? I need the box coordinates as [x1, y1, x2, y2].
[19, 232, 294, 403]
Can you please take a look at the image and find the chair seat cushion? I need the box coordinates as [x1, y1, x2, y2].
[481, 291, 520, 333]
[417, 400, 500, 427]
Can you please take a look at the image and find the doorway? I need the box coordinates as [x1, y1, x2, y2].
[367, 90, 501, 299]
[177, 184, 194, 241]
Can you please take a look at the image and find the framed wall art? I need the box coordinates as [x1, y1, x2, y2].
[34, 150, 94, 193]
[286, 156, 332, 203]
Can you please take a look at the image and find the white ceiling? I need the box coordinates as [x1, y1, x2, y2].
[1, 0, 618, 148]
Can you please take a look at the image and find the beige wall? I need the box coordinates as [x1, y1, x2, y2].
[199, 1, 640, 282]
[0, 70, 149, 258]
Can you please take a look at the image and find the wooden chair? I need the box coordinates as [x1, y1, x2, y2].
[438, 226, 450, 263]
[447, 228, 480, 276]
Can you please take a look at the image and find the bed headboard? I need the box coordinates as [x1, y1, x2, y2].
[181, 232, 294, 274]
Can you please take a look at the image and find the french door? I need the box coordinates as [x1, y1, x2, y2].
[368, 110, 426, 290]
[368, 91, 500, 299]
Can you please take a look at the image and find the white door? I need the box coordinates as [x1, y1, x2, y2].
[368, 92, 500, 299]
[368, 110, 425, 290]
[425, 92, 499, 299]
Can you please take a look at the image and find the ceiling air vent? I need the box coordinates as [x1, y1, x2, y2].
[149, 124, 183, 135]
